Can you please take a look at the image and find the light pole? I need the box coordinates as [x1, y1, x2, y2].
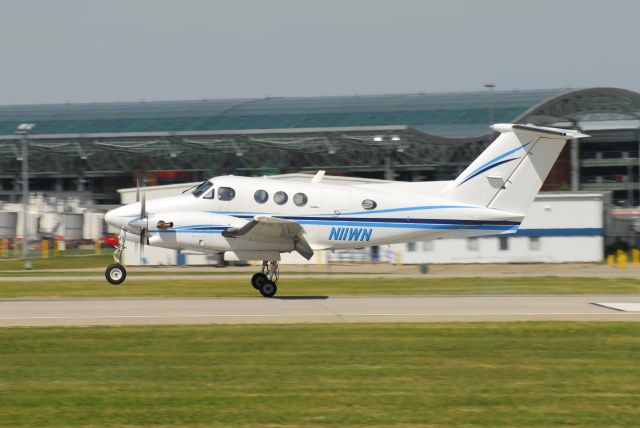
[16, 123, 35, 269]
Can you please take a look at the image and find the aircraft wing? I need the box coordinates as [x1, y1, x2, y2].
[222, 216, 314, 260]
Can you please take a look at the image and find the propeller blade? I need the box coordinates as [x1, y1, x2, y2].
[139, 229, 145, 263]
[137, 178, 147, 264]
[140, 188, 146, 219]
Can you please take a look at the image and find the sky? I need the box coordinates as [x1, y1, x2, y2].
[1, 0, 639, 105]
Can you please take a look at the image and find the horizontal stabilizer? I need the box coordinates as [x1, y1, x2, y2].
[507, 123, 589, 139]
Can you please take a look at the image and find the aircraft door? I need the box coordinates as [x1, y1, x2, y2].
[320, 187, 353, 248]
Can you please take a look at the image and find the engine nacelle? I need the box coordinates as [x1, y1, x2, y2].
[146, 211, 246, 252]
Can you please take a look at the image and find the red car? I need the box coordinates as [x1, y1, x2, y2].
[101, 235, 119, 247]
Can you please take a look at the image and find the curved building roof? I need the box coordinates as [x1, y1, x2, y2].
[0, 88, 609, 138]
[0, 87, 639, 198]
[0, 87, 638, 140]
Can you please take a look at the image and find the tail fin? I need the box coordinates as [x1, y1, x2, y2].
[442, 124, 589, 214]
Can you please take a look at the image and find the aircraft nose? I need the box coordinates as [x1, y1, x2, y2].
[105, 206, 125, 229]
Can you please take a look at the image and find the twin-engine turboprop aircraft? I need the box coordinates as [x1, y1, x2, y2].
[104, 123, 588, 297]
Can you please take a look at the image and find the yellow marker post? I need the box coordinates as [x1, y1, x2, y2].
[95, 239, 102, 255]
[53, 239, 60, 257]
[632, 248, 640, 266]
[41, 240, 49, 259]
[617, 249, 628, 269]
[607, 254, 615, 266]
[0, 239, 6, 258]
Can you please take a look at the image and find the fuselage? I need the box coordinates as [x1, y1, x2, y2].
[105, 175, 524, 255]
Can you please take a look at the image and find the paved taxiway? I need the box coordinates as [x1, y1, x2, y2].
[1, 295, 640, 326]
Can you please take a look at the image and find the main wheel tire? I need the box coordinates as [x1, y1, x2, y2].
[259, 280, 277, 298]
[105, 263, 127, 285]
[251, 273, 268, 290]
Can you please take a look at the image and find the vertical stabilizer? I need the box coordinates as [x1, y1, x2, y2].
[442, 124, 589, 214]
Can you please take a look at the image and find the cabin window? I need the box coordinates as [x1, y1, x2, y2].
[274, 191, 288, 205]
[192, 181, 213, 197]
[293, 192, 308, 207]
[203, 189, 214, 199]
[218, 187, 236, 201]
[254, 189, 269, 204]
[361, 199, 377, 210]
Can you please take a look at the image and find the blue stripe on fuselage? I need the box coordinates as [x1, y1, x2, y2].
[228, 214, 519, 227]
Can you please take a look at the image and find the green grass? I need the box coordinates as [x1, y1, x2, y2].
[0, 254, 113, 270]
[0, 270, 252, 277]
[0, 322, 639, 427]
[1, 276, 640, 299]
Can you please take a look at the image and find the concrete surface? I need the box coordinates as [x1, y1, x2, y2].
[1, 294, 640, 326]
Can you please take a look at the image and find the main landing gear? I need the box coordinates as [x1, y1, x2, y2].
[251, 260, 279, 297]
[105, 230, 127, 285]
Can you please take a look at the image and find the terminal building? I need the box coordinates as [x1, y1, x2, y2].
[0, 87, 639, 206]
[0, 87, 638, 261]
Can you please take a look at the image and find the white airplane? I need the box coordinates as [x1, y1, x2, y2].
[104, 123, 588, 297]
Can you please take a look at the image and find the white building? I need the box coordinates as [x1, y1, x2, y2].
[395, 192, 604, 264]
[1, 192, 105, 241]
[115, 176, 604, 265]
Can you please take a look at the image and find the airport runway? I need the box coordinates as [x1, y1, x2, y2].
[1, 295, 640, 326]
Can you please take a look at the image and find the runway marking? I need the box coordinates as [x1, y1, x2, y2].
[593, 303, 640, 312]
[1, 312, 638, 321]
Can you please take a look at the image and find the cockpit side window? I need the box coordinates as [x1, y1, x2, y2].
[218, 187, 236, 201]
[192, 181, 213, 197]
[203, 189, 214, 199]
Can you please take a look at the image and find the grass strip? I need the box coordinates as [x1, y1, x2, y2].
[0, 254, 113, 270]
[0, 322, 638, 427]
[1, 277, 640, 299]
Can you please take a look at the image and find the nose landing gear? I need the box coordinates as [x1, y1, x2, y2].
[251, 260, 279, 297]
[105, 230, 127, 285]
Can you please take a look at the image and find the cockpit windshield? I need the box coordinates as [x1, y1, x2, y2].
[192, 181, 213, 197]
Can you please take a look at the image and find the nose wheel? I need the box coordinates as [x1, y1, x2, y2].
[252, 260, 279, 297]
[105, 263, 127, 285]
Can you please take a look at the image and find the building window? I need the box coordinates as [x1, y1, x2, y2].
[529, 236, 541, 251]
[467, 237, 479, 251]
[254, 189, 268, 204]
[293, 193, 308, 207]
[407, 242, 416, 252]
[274, 191, 288, 205]
[499, 236, 509, 251]
[218, 187, 236, 201]
[422, 240, 434, 251]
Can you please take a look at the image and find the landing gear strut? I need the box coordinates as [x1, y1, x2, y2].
[105, 230, 127, 285]
[251, 260, 279, 297]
